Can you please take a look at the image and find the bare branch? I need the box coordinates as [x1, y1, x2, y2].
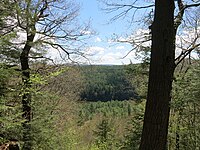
[174, 0, 185, 30]
[175, 0, 200, 30]
[175, 43, 200, 66]
[1, 0, 92, 64]
[100, 0, 154, 21]
[185, 2, 200, 9]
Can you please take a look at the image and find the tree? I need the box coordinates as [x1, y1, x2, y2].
[169, 62, 200, 150]
[80, 66, 137, 101]
[1, 0, 90, 149]
[140, 1, 199, 149]
[0, 64, 22, 146]
[100, 0, 200, 149]
[121, 103, 144, 150]
[0, 0, 18, 63]
[93, 118, 114, 149]
[139, 1, 175, 149]
[0, 1, 22, 146]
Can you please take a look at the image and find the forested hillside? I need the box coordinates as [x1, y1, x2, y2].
[1, 62, 199, 149]
[80, 65, 139, 101]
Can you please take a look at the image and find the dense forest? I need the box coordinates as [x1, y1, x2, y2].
[1, 0, 200, 150]
[80, 65, 139, 101]
[1, 63, 200, 149]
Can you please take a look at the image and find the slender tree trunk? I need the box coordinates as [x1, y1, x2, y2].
[175, 114, 180, 150]
[139, 1, 175, 150]
[20, 34, 35, 150]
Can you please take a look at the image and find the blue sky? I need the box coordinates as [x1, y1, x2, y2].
[77, 0, 144, 65]
[69, 0, 199, 65]
[79, 1, 130, 37]
[36, 0, 151, 65]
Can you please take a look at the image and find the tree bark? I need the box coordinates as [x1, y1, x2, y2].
[139, 1, 175, 150]
[20, 34, 35, 150]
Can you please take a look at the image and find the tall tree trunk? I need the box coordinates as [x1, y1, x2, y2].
[175, 114, 180, 150]
[139, 1, 175, 150]
[20, 34, 35, 150]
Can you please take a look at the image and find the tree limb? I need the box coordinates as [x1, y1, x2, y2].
[175, 43, 200, 66]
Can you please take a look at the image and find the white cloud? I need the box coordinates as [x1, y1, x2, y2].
[175, 27, 200, 58]
[93, 50, 140, 65]
[86, 46, 105, 56]
[95, 37, 102, 42]
[107, 39, 114, 44]
[80, 30, 92, 35]
[88, 27, 199, 65]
